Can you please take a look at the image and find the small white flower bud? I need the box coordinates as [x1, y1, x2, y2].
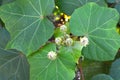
[47, 51, 57, 60]
[60, 25, 67, 32]
[55, 37, 62, 45]
[64, 34, 70, 38]
[65, 38, 73, 46]
[80, 36, 89, 47]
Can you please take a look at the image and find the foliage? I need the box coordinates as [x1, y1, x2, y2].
[0, 48, 29, 80]
[28, 43, 75, 80]
[55, 0, 107, 15]
[0, 23, 10, 49]
[1, 0, 15, 5]
[69, 2, 120, 61]
[0, 0, 120, 80]
[106, 0, 120, 14]
[0, 0, 55, 55]
[91, 74, 114, 80]
[109, 58, 120, 80]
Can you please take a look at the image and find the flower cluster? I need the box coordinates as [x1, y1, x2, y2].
[55, 25, 73, 46]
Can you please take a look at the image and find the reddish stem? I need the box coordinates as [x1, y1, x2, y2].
[79, 64, 84, 80]
[78, 58, 85, 80]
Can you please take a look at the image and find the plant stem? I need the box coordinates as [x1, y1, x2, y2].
[78, 58, 85, 80]
[79, 64, 84, 80]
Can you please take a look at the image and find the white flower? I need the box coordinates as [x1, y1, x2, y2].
[60, 25, 67, 32]
[47, 51, 57, 60]
[55, 37, 62, 45]
[80, 36, 89, 47]
[65, 38, 73, 46]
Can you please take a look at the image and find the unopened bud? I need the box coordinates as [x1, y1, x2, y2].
[55, 37, 62, 45]
[60, 25, 67, 32]
[47, 51, 57, 60]
[65, 38, 73, 46]
[64, 34, 70, 39]
[80, 36, 89, 47]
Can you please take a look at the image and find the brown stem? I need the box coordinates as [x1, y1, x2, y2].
[79, 64, 84, 80]
[78, 58, 85, 80]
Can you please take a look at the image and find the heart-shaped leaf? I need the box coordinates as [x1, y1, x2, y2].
[109, 58, 120, 80]
[28, 43, 75, 80]
[0, 21, 10, 49]
[91, 74, 114, 80]
[0, 48, 29, 80]
[55, 0, 106, 15]
[0, 0, 55, 55]
[69, 3, 120, 61]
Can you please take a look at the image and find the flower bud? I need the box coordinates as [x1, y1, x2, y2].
[64, 34, 70, 39]
[47, 51, 57, 60]
[60, 25, 67, 32]
[80, 36, 89, 47]
[65, 38, 73, 46]
[55, 37, 62, 45]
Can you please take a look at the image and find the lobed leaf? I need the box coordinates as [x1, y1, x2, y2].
[28, 43, 75, 80]
[0, 48, 29, 80]
[0, 0, 55, 55]
[69, 3, 120, 61]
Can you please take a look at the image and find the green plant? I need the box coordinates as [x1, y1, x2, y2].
[0, 0, 120, 80]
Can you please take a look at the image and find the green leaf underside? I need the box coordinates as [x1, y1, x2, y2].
[28, 43, 75, 80]
[0, 26, 10, 49]
[0, 0, 55, 55]
[0, 48, 29, 80]
[109, 58, 120, 80]
[91, 74, 114, 80]
[69, 3, 120, 61]
[55, 0, 106, 15]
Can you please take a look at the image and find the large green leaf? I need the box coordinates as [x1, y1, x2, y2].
[0, 0, 55, 55]
[0, 48, 29, 80]
[28, 43, 75, 80]
[91, 74, 114, 80]
[0, 21, 10, 49]
[109, 58, 120, 80]
[69, 3, 120, 61]
[55, 0, 106, 15]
